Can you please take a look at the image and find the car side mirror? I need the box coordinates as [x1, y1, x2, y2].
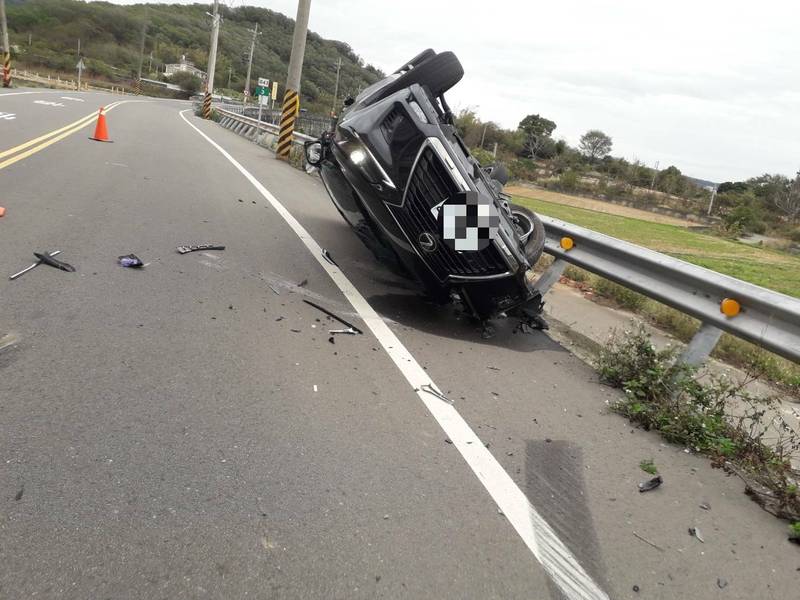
[304, 141, 323, 167]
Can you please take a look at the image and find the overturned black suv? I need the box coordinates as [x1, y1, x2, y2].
[306, 49, 546, 323]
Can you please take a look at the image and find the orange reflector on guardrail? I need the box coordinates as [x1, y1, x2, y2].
[720, 298, 740, 317]
[560, 237, 574, 250]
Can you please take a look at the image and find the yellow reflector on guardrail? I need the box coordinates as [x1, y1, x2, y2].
[560, 237, 574, 250]
[720, 298, 741, 317]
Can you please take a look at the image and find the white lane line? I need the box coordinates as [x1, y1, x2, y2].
[178, 109, 609, 600]
[0, 91, 49, 98]
[0, 112, 15, 120]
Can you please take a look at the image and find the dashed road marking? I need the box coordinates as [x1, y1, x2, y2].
[0, 111, 15, 120]
[33, 100, 65, 107]
[179, 109, 610, 600]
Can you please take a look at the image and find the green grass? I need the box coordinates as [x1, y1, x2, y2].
[514, 196, 800, 298]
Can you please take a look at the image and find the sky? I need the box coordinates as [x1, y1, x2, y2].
[94, 1, 800, 183]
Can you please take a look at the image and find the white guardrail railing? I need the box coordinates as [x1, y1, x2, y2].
[211, 106, 800, 367]
[214, 107, 315, 145]
[533, 216, 800, 366]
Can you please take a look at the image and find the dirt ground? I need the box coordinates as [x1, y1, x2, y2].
[506, 184, 695, 227]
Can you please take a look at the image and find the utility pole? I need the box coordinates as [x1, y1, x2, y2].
[330, 56, 341, 117]
[76, 39, 84, 91]
[649, 160, 659, 190]
[1, 0, 11, 88]
[136, 10, 147, 80]
[203, 0, 221, 119]
[707, 186, 717, 216]
[243, 22, 259, 105]
[227, 65, 232, 89]
[148, 51, 153, 75]
[276, 0, 311, 160]
[479, 123, 488, 148]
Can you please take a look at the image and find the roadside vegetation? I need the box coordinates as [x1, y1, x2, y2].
[597, 327, 800, 535]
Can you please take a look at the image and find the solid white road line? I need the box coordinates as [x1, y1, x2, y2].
[179, 109, 610, 600]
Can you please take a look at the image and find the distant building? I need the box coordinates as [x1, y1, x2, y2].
[164, 56, 206, 80]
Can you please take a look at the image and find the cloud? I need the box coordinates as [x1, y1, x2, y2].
[94, 0, 799, 181]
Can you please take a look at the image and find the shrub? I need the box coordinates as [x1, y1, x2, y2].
[597, 326, 800, 522]
[558, 169, 579, 191]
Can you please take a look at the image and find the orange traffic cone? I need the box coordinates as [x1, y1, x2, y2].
[89, 107, 112, 142]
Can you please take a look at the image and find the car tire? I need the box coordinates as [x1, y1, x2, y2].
[365, 51, 464, 105]
[509, 203, 546, 264]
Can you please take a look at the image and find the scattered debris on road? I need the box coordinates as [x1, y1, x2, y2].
[0, 206, 5, 217]
[632, 531, 664, 552]
[688, 526, 705, 543]
[10, 250, 75, 280]
[328, 336, 335, 344]
[699, 502, 711, 511]
[329, 327, 357, 335]
[269, 284, 280, 295]
[632, 584, 640, 593]
[14, 485, 24, 501]
[717, 578, 728, 589]
[321, 248, 338, 266]
[118, 254, 144, 268]
[302, 299, 364, 334]
[638, 475, 663, 493]
[418, 383, 453, 404]
[176, 244, 226, 254]
[639, 459, 658, 475]
[297, 278, 308, 288]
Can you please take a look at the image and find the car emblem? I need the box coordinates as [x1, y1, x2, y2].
[418, 232, 438, 253]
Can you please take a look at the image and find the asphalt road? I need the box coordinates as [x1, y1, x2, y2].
[1, 88, 797, 599]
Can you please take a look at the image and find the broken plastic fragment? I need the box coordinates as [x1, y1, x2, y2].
[118, 254, 143, 268]
[638, 475, 663, 493]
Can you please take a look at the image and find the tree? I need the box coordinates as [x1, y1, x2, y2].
[579, 129, 612, 161]
[171, 71, 202, 95]
[518, 114, 556, 160]
[773, 171, 800, 222]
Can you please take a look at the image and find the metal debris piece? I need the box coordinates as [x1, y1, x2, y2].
[638, 475, 663, 493]
[34, 252, 75, 272]
[329, 327, 357, 335]
[321, 248, 338, 266]
[688, 526, 705, 543]
[177, 244, 225, 254]
[699, 502, 711, 511]
[632, 531, 664, 552]
[419, 383, 453, 404]
[302, 299, 364, 334]
[9, 250, 62, 280]
[118, 254, 144, 268]
[269, 284, 280, 295]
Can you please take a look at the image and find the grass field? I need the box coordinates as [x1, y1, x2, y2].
[513, 195, 800, 298]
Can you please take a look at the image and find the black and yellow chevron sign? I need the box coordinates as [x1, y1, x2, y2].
[276, 89, 300, 160]
[202, 92, 212, 120]
[2, 52, 10, 88]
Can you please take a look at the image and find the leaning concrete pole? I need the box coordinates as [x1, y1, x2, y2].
[203, 0, 220, 119]
[1, 0, 11, 88]
[276, 0, 311, 160]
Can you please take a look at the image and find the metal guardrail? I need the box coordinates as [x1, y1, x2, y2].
[534, 216, 800, 365]
[214, 107, 315, 144]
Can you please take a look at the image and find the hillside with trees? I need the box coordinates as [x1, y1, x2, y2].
[3, 0, 383, 114]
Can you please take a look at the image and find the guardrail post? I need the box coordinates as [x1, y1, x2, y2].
[533, 258, 567, 295]
[680, 322, 723, 366]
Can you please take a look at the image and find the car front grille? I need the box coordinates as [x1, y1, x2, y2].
[391, 145, 508, 281]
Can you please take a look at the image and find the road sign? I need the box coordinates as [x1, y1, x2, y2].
[255, 77, 270, 97]
[257, 77, 269, 87]
[76, 58, 85, 71]
[243, 89, 249, 97]
[271, 82, 279, 100]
